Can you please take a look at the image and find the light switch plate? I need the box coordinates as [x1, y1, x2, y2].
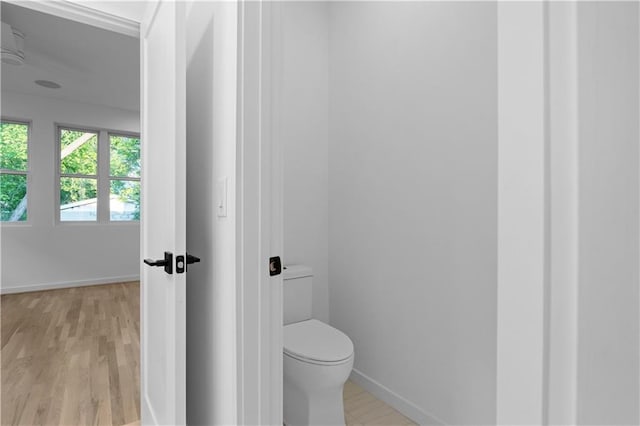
[217, 177, 227, 217]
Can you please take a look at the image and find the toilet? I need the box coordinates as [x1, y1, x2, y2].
[283, 265, 354, 426]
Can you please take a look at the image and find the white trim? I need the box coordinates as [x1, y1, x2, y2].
[236, 1, 282, 424]
[547, 2, 579, 424]
[496, 2, 547, 424]
[264, 2, 283, 423]
[4, 0, 140, 38]
[235, 2, 251, 421]
[349, 369, 447, 426]
[139, 2, 149, 423]
[142, 395, 159, 426]
[141, 1, 161, 39]
[0, 275, 140, 294]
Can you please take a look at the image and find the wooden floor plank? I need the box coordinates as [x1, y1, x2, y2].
[344, 380, 416, 426]
[1, 282, 140, 426]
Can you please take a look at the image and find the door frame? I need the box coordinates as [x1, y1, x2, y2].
[10, 1, 282, 424]
[496, 2, 548, 424]
[236, 1, 283, 424]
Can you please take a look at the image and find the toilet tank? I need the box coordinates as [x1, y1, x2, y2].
[283, 265, 313, 325]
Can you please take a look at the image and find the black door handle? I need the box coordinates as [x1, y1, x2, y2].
[180, 253, 201, 273]
[176, 253, 201, 274]
[143, 251, 173, 274]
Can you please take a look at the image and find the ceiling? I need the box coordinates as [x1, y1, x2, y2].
[1, 2, 140, 112]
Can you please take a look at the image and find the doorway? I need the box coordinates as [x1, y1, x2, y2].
[1, 2, 142, 425]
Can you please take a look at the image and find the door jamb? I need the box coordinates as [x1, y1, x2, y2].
[236, 1, 283, 424]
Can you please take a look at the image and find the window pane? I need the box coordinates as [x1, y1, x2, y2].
[1, 122, 28, 171]
[110, 135, 140, 178]
[1, 173, 27, 221]
[60, 129, 97, 175]
[60, 177, 97, 221]
[110, 180, 140, 221]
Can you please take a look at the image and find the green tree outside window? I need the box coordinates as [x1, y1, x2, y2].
[110, 135, 140, 221]
[59, 129, 98, 220]
[1, 123, 140, 222]
[1, 121, 29, 222]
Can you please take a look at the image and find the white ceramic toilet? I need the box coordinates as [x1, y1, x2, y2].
[283, 265, 354, 426]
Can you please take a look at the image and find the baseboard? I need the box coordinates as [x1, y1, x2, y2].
[350, 368, 448, 426]
[0, 275, 140, 295]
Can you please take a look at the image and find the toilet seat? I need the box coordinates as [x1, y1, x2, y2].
[284, 319, 354, 366]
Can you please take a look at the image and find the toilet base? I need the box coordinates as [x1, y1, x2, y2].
[283, 353, 353, 426]
[283, 378, 346, 426]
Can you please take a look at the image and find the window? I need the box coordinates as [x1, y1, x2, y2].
[58, 126, 140, 222]
[1, 120, 29, 222]
[109, 134, 140, 221]
[59, 127, 98, 221]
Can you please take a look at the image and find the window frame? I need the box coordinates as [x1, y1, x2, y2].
[56, 124, 100, 223]
[1, 118, 32, 225]
[55, 123, 140, 225]
[108, 131, 141, 222]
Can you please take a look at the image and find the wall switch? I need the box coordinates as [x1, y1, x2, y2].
[217, 177, 227, 217]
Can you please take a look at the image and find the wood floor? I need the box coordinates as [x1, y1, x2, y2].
[1, 282, 140, 426]
[2, 282, 413, 426]
[343, 381, 416, 426]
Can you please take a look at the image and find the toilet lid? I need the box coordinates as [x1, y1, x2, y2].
[284, 319, 354, 364]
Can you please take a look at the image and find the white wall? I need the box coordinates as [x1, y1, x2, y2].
[185, 2, 238, 425]
[280, 1, 330, 322]
[576, 3, 640, 424]
[328, 3, 497, 424]
[279, 3, 640, 425]
[1, 91, 140, 292]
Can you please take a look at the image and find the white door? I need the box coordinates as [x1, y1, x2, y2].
[140, 1, 187, 425]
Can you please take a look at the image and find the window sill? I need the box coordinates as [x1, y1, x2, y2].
[0, 222, 32, 228]
[55, 221, 140, 227]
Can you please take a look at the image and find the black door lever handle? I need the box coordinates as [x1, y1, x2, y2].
[143, 251, 173, 274]
[182, 253, 201, 273]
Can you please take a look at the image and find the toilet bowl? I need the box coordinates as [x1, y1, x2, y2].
[283, 319, 354, 426]
[283, 266, 354, 426]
